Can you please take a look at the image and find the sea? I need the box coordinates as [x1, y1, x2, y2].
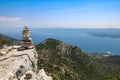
[0, 28, 120, 55]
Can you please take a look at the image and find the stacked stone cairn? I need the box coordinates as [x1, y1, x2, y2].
[18, 26, 34, 50]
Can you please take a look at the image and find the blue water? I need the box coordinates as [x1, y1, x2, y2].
[0, 28, 120, 55]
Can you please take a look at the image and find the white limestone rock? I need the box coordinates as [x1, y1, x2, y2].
[0, 46, 52, 80]
[37, 69, 52, 80]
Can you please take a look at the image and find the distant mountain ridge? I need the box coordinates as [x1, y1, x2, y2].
[0, 33, 19, 46]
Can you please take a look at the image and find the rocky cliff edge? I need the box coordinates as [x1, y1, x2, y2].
[0, 46, 52, 80]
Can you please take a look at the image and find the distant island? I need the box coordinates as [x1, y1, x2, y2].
[90, 33, 120, 38]
[87, 28, 120, 38]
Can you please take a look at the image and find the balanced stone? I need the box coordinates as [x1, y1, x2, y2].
[20, 26, 34, 50]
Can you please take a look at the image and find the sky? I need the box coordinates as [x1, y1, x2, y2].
[0, 0, 120, 28]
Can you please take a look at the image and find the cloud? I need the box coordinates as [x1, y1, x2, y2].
[0, 17, 22, 22]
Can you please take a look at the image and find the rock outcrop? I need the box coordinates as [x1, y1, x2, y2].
[0, 46, 52, 80]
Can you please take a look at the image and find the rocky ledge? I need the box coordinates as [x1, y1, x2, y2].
[0, 46, 52, 80]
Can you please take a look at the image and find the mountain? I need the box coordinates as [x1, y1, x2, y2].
[36, 38, 108, 80]
[36, 38, 120, 80]
[0, 33, 19, 46]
